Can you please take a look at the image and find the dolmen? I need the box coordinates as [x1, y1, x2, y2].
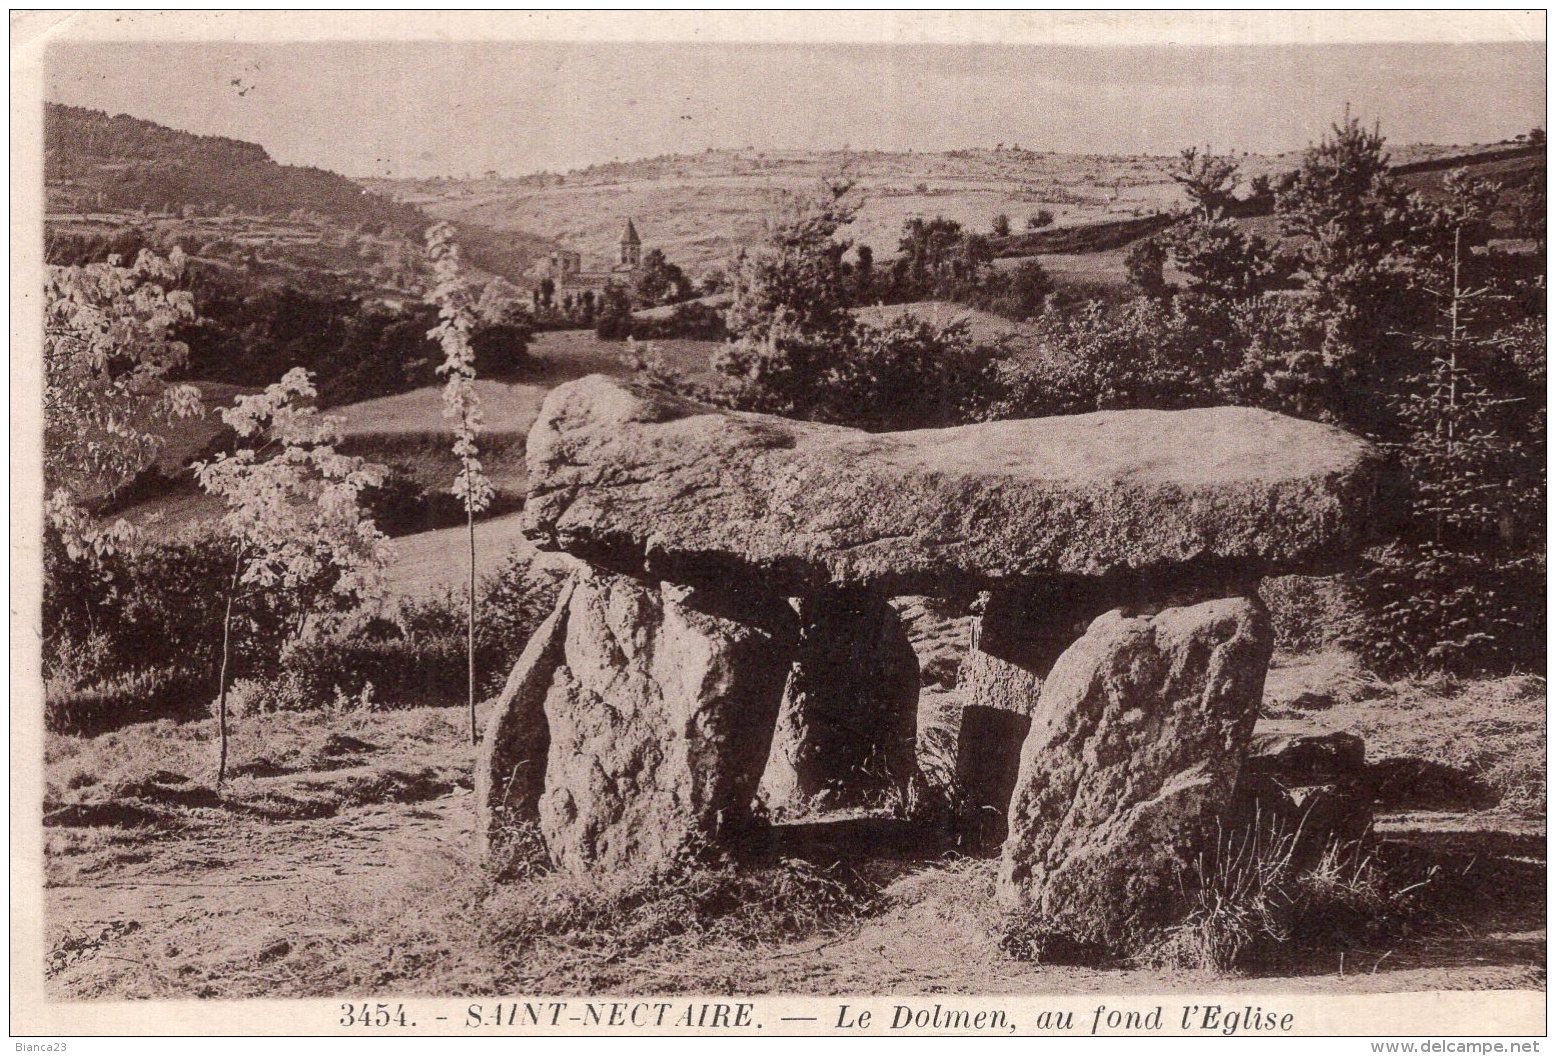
[477, 374, 1379, 953]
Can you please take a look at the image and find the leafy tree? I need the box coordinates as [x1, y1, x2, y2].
[893, 217, 993, 294]
[44, 248, 202, 514]
[194, 369, 391, 783]
[960, 259, 1053, 321]
[852, 244, 875, 301]
[594, 285, 635, 339]
[989, 298, 1216, 419]
[824, 315, 999, 430]
[632, 247, 693, 307]
[714, 182, 861, 414]
[426, 223, 496, 744]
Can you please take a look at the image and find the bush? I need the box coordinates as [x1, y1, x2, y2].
[708, 314, 1001, 431]
[43, 528, 297, 727]
[593, 287, 635, 339]
[958, 259, 1053, 321]
[1350, 543, 1545, 676]
[1141, 823, 1426, 974]
[276, 631, 468, 711]
[1259, 574, 1361, 655]
[988, 298, 1217, 419]
[632, 299, 729, 340]
[45, 665, 208, 735]
[358, 470, 466, 537]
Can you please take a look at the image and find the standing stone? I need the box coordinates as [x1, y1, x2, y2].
[956, 585, 1109, 848]
[953, 705, 1033, 852]
[475, 579, 573, 859]
[759, 589, 920, 813]
[538, 565, 796, 872]
[998, 596, 1274, 957]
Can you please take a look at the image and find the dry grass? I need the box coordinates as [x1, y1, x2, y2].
[481, 850, 881, 991]
[44, 704, 478, 824]
[1142, 822, 1430, 974]
[41, 641, 1546, 998]
[1263, 650, 1546, 818]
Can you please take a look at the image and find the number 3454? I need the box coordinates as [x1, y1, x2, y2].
[339, 1003, 411, 1028]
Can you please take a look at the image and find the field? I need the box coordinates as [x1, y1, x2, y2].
[42, 644, 1545, 998]
[116, 327, 722, 560]
[367, 143, 1493, 279]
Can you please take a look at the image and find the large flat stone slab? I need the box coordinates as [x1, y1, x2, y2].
[524, 375, 1380, 595]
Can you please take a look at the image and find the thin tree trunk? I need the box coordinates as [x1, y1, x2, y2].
[215, 547, 243, 787]
[467, 504, 477, 746]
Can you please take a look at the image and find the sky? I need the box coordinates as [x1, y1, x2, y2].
[44, 32, 1546, 179]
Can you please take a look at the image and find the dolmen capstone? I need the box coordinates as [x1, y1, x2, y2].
[477, 374, 1379, 951]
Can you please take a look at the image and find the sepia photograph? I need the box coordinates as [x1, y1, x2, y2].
[10, 9, 1548, 1039]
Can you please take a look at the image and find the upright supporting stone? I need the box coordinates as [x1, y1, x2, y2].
[956, 585, 1106, 847]
[953, 705, 1033, 852]
[475, 580, 573, 860]
[537, 565, 796, 872]
[998, 595, 1273, 957]
[760, 589, 920, 812]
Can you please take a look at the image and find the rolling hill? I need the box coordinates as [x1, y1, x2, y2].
[364, 140, 1514, 280]
[44, 104, 551, 288]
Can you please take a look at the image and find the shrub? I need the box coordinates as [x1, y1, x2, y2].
[988, 298, 1217, 419]
[1141, 823, 1427, 974]
[358, 470, 466, 537]
[276, 632, 467, 710]
[45, 665, 208, 735]
[633, 299, 729, 340]
[1259, 574, 1361, 655]
[43, 528, 301, 727]
[1350, 543, 1544, 676]
[593, 287, 635, 339]
[708, 314, 1000, 431]
[959, 259, 1053, 321]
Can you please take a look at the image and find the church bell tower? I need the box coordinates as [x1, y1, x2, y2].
[618, 217, 642, 269]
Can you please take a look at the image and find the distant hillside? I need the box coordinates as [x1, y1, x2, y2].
[365, 141, 1497, 276]
[46, 103, 426, 233]
[44, 103, 557, 287]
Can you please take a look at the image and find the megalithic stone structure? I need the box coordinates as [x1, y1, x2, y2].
[477, 374, 1379, 892]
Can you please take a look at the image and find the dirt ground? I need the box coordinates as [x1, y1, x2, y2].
[41, 658, 1546, 1000]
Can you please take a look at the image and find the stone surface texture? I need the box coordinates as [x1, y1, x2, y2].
[524, 374, 1381, 595]
[998, 596, 1274, 954]
[535, 565, 796, 871]
[474, 579, 574, 857]
[759, 590, 920, 811]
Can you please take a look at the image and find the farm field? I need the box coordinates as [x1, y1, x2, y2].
[368, 142, 1492, 278]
